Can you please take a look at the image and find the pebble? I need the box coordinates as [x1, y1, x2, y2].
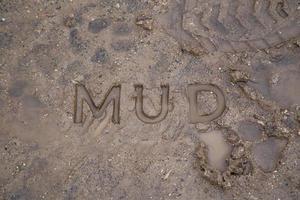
[231, 145, 245, 160]
[63, 15, 78, 28]
[136, 14, 153, 30]
[229, 70, 250, 83]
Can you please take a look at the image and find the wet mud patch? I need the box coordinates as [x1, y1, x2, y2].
[91, 48, 109, 64]
[8, 80, 28, 97]
[245, 48, 300, 108]
[69, 29, 88, 53]
[21, 95, 44, 108]
[0, 32, 13, 49]
[237, 121, 263, 142]
[17, 43, 63, 78]
[111, 40, 135, 52]
[198, 130, 232, 172]
[252, 137, 288, 172]
[112, 23, 132, 36]
[195, 127, 253, 188]
[270, 70, 300, 108]
[88, 18, 111, 34]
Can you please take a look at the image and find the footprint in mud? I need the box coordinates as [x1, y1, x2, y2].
[125, 0, 148, 13]
[196, 128, 255, 187]
[24, 157, 48, 179]
[111, 40, 135, 52]
[252, 137, 287, 172]
[22, 95, 44, 108]
[249, 50, 300, 108]
[237, 121, 263, 142]
[88, 18, 111, 33]
[69, 29, 87, 52]
[7, 80, 44, 108]
[91, 48, 109, 64]
[270, 71, 300, 108]
[112, 23, 132, 36]
[17, 43, 61, 76]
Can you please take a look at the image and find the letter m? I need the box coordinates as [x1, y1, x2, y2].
[74, 83, 121, 124]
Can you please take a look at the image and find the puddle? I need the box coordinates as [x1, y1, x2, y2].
[270, 70, 300, 108]
[199, 130, 232, 172]
[238, 121, 263, 142]
[252, 137, 287, 172]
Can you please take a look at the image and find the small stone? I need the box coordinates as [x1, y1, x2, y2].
[252, 137, 287, 172]
[231, 145, 245, 160]
[195, 123, 210, 132]
[270, 73, 280, 85]
[240, 85, 258, 100]
[225, 129, 240, 144]
[63, 15, 79, 28]
[180, 43, 205, 56]
[229, 70, 250, 83]
[228, 158, 253, 175]
[195, 142, 208, 164]
[136, 14, 153, 30]
[88, 18, 110, 33]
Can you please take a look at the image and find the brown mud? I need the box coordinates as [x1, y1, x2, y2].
[0, 0, 300, 199]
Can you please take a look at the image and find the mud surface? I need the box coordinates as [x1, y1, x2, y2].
[0, 0, 300, 199]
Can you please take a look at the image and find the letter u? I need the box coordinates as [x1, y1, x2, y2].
[135, 85, 169, 124]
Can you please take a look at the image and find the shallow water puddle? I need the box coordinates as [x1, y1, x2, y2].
[199, 131, 232, 172]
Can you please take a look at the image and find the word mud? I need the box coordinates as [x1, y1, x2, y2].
[74, 83, 226, 124]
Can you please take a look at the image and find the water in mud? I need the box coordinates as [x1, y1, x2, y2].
[199, 131, 232, 172]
